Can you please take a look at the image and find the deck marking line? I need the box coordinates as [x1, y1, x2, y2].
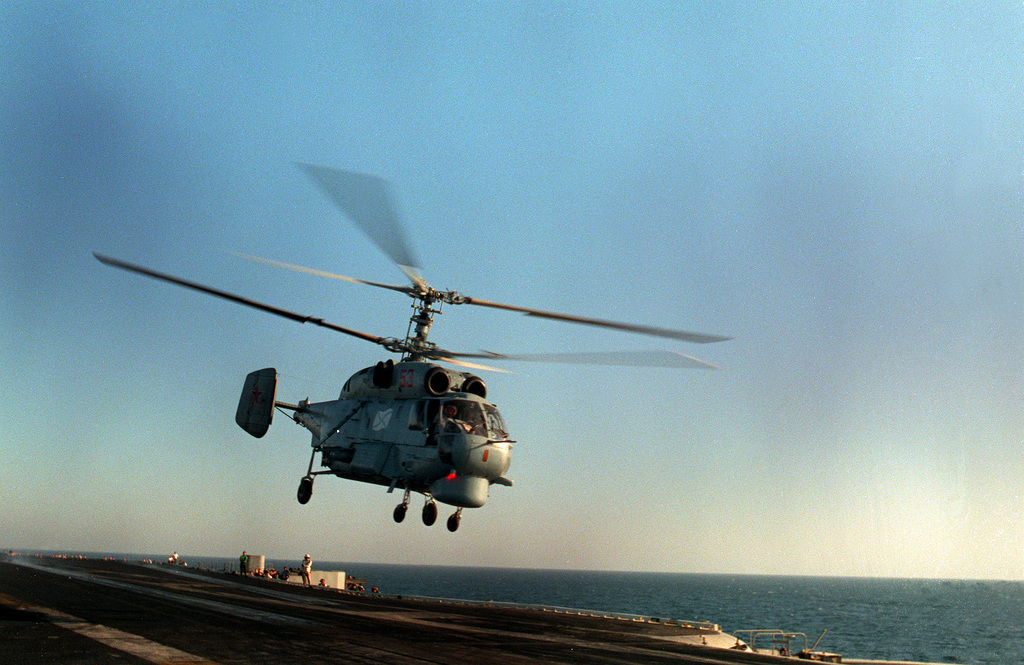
[11, 559, 318, 628]
[0, 591, 217, 664]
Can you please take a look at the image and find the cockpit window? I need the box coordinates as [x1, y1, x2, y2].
[440, 399, 487, 436]
[484, 404, 509, 439]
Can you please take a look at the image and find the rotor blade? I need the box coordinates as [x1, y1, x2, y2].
[433, 356, 513, 374]
[93, 253, 388, 346]
[407, 344, 513, 373]
[473, 349, 722, 370]
[228, 252, 417, 297]
[462, 296, 731, 344]
[296, 163, 428, 292]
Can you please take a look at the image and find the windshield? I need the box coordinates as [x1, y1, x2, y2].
[484, 404, 509, 439]
[440, 399, 487, 436]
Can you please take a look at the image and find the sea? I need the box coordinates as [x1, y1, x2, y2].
[25, 552, 1024, 664]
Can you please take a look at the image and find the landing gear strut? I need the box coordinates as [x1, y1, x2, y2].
[446, 508, 463, 532]
[393, 490, 410, 523]
[297, 445, 319, 505]
[391, 493, 461, 531]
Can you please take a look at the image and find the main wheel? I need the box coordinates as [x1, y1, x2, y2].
[297, 477, 313, 505]
[422, 501, 438, 526]
[393, 503, 407, 523]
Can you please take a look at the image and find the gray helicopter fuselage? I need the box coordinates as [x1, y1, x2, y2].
[292, 361, 513, 508]
[99, 164, 727, 531]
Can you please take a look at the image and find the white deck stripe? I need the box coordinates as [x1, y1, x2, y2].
[12, 559, 317, 628]
[0, 592, 216, 664]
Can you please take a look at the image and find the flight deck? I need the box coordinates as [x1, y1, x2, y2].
[0, 553, 935, 664]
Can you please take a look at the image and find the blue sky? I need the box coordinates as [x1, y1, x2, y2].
[2, 1, 1023, 579]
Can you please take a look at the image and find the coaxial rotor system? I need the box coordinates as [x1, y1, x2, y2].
[95, 164, 729, 370]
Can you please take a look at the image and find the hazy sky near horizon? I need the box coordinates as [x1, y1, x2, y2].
[3, 2, 1023, 579]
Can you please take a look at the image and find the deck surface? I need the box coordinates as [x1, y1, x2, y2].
[0, 554, 801, 665]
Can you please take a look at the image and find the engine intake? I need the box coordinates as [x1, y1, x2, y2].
[424, 367, 451, 395]
[461, 375, 486, 398]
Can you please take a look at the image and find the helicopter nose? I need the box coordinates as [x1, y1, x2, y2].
[476, 440, 512, 479]
[448, 434, 511, 480]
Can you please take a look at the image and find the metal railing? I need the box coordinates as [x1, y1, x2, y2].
[733, 629, 807, 655]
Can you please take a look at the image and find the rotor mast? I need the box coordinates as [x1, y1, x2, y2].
[401, 285, 468, 361]
[404, 294, 439, 361]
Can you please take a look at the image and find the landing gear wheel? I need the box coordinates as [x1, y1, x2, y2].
[446, 508, 462, 533]
[422, 500, 438, 526]
[394, 490, 411, 524]
[297, 476, 313, 505]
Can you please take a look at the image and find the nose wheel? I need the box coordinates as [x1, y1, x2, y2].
[392, 492, 462, 531]
[393, 490, 410, 523]
[447, 508, 463, 532]
[422, 499, 438, 526]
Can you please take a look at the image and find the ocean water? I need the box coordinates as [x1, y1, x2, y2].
[328, 565, 1024, 664]
[42, 553, 1024, 664]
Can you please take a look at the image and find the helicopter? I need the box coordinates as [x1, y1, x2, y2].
[95, 164, 729, 532]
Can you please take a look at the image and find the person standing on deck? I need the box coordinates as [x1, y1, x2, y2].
[301, 554, 312, 587]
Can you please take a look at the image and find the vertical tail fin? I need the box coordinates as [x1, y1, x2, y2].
[236, 368, 278, 438]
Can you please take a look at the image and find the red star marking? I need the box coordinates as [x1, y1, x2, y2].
[249, 385, 263, 408]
